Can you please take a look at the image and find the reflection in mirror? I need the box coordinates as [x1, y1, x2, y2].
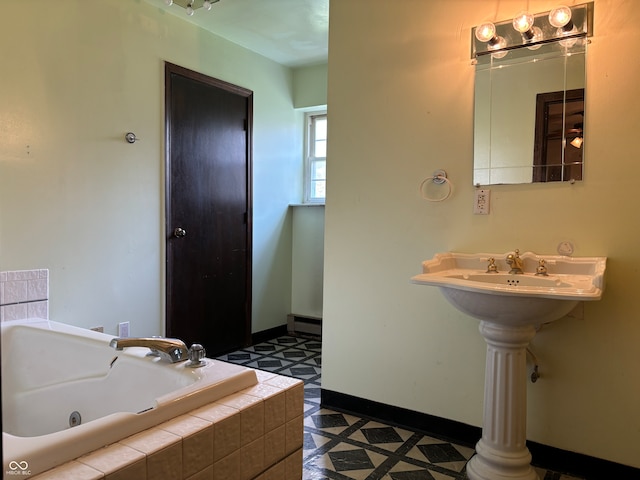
[472, 2, 592, 185]
[533, 88, 584, 182]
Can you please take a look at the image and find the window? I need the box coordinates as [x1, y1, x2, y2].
[305, 112, 327, 203]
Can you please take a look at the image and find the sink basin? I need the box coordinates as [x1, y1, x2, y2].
[411, 251, 607, 480]
[411, 251, 606, 325]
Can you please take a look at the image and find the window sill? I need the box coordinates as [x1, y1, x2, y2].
[289, 203, 325, 207]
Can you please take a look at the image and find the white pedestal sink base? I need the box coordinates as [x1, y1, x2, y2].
[466, 321, 540, 480]
[412, 251, 606, 480]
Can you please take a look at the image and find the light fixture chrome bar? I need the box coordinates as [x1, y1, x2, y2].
[471, 2, 593, 59]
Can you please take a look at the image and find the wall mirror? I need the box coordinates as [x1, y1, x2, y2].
[472, 3, 592, 185]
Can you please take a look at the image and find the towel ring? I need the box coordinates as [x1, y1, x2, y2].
[420, 170, 452, 202]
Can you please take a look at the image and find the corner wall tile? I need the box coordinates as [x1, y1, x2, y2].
[3, 303, 28, 321]
[28, 300, 49, 319]
[4, 280, 28, 304]
[28, 278, 48, 301]
[7, 270, 39, 281]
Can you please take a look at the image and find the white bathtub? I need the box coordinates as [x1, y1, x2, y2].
[1, 318, 258, 477]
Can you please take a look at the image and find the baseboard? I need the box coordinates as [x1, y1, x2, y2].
[321, 389, 479, 447]
[251, 324, 288, 345]
[321, 389, 639, 479]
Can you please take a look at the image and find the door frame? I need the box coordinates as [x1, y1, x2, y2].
[164, 62, 253, 348]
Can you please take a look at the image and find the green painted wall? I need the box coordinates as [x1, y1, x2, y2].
[0, 0, 305, 336]
[293, 64, 328, 108]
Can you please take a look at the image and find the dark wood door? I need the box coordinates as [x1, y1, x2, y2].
[165, 63, 252, 356]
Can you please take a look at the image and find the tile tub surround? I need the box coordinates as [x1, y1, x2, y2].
[30, 370, 304, 480]
[0, 269, 49, 322]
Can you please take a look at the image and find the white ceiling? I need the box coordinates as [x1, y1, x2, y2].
[151, 0, 329, 67]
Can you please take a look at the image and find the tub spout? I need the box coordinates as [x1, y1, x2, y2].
[109, 337, 189, 363]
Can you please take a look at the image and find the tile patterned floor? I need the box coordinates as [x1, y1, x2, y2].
[217, 335, 583, 480]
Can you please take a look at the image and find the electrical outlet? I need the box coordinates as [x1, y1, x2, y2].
[118, 321, 130, 338]
[474, 189, 490, 215]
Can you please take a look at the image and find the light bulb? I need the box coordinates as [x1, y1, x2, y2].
[165, 0, 173, 5]
[186, 3, 194, 15]
[203, 0, 212, 10]
[488, 36, 506, 50]
[526, 26, 543, 49]
[488, 36, 508, 58]
[475, 22, 496, 43]
[549, 6, 572, 28]
[513, 11, 534, 33]
[559, 31, 578, 48]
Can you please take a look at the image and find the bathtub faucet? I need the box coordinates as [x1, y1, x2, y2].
[109, 337, 190, 363]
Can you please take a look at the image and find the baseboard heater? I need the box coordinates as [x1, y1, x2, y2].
[287, 314, 322, 336]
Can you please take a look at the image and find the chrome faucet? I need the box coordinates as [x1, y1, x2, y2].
[506, 249, 524, 274]
[109, 337, 189, 363]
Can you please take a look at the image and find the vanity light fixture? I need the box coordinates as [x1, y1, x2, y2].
[163, 0, 219, 16]
[471, 2, 593, 59]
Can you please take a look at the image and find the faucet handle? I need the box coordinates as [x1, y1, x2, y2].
[187, 343, 206, 368]
[535, 259, 549, 276]
[486, 257, 498, 273]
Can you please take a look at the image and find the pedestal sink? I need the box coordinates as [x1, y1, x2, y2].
[412, 251, 606, 480]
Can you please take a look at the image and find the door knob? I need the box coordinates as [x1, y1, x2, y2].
[173, 227, 187, 238]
